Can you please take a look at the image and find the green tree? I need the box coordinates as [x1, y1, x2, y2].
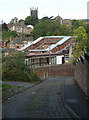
[10, 17, 18, 24]
[60, 24, 71, 36]
[2, 53, 40, 82]
[72, 26, 87, 64]
[86, 23, 89, 37]
[30, 19, 71, 39]
[24, 16, 38, 26]
[40, 16, 50, 22]
[18, 19, 24, 23]
[2, 31, 18, 43]
[72, 20, 87, 30]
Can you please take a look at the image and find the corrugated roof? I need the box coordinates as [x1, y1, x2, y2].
[45, 36, 71, 51]
[28, 49, 47, 52]
[18, 36, 74, 51]
[18, 37, 44, 51]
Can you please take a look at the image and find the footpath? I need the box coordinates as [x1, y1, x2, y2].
[62, 77, 89, 119]
[1, 77, 88, 119]
[1, 78, 46, 102]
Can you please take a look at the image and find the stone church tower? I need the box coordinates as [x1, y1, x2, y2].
[30, 7, 38, 18]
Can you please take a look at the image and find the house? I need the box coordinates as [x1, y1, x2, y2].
[63, 19, 72, 27]
[8, 22, 34, 34]
[1, 48, 18, 56]
[25, 52, 65, 68]
[51, 15, 63, 24]
[7, 37, 33, 50]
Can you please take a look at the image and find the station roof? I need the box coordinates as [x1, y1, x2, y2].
[18, 36, 76, 51]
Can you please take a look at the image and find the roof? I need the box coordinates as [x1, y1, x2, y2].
[8, 37, 33, 45]
[26, 52, 64, 58]
[19, 37, 44, 51]
[45, 36, 71, 51]
[28, 49, 47, 52]
[27, 25, 34, 29]
[18, 36, 75, 51]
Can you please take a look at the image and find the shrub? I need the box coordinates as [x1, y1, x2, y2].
[2, 53, 40, 82]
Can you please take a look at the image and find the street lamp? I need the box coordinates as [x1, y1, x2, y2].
[49, 45, 51, 77]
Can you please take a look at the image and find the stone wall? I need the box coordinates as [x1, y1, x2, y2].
[74, 59, 89, 98]
[35, 64, 74, 77]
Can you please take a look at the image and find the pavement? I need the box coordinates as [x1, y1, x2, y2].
[1, 77, 89, 119]
[2, 77, 73, 118]
[62, 77, 89, 119]
[1, 77, 47, 102]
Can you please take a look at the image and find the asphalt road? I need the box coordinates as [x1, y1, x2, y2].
[2, 76, 76, 118]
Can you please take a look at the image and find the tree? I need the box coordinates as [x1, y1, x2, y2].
[2, 23, 8, 31]
[18, 19, 24, 23]
[2, 53, 40, 82]
[30, 19, 71, 39]
[10, 17, 18, 24]
[2, 31, 18, 43]
[24, 16, 38, 26]
[86, 23, 89, 37]
[60, 24, 71, 36]
[72, 26, 87, 64]
[40, 16, 50, 22]
[72, 20, 87, 30]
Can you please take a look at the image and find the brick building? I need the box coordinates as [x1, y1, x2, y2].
[8, 22, 33, 34]
[7, 37, 33, 50]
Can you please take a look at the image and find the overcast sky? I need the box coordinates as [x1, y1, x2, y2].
[0, 0, 88, 23]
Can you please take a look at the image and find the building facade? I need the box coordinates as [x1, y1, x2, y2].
[30, 7, 38, 18]
[8, 23, 34, 34]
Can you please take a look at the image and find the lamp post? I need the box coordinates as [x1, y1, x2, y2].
[49, 45, 51, 77]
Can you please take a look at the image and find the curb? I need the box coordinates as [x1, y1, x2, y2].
[2, 77, 47, 103]
[62, 81, 81, 119]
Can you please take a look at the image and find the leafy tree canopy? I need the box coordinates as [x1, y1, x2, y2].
[72, 26, 87, 64]
[30, 19, 71, 39]
[71, 20, 87, 30]
[40, 16, 50, 22]
[18, 19, 24, 23]
[2, 31, 18, 42]
[24, 16, 39, 26]
[2, 53, 40, 82]
[2, 23, 8, 31]
[10, 17, 18, 24]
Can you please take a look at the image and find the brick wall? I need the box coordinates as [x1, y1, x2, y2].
[74, 60, 89, 98]
[35, 64, 74, 77]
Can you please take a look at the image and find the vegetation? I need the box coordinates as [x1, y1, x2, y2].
[72, 26, 87, 64]
[2, 53, 40, 82]
[18, 19, 24, 23]
[0, 83, 13, 91]
[2, 30, 18, 43]
[30, 18, 71, 39]
[10, 17, 18, 24]
[24, 16, 39, 26]
[71, 20, 87, 30]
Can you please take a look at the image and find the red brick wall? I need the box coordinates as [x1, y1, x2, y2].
[35, 64, 74, 77]
[74, 60, 89, 98]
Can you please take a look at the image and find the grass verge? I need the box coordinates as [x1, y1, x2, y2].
[0, 83, 13, 91]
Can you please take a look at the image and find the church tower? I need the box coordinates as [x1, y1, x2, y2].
[30, 7, 38, 18]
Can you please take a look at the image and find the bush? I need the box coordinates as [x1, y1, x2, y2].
[2, 53, 40, 82]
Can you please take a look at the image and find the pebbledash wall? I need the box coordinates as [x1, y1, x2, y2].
[74, 54, 89, 98]
[35, 64, 74, 77]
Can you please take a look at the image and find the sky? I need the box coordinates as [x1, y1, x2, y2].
[0, 0, 88, 23]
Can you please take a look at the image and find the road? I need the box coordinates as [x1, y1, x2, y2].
[2, 76, 78, 118]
